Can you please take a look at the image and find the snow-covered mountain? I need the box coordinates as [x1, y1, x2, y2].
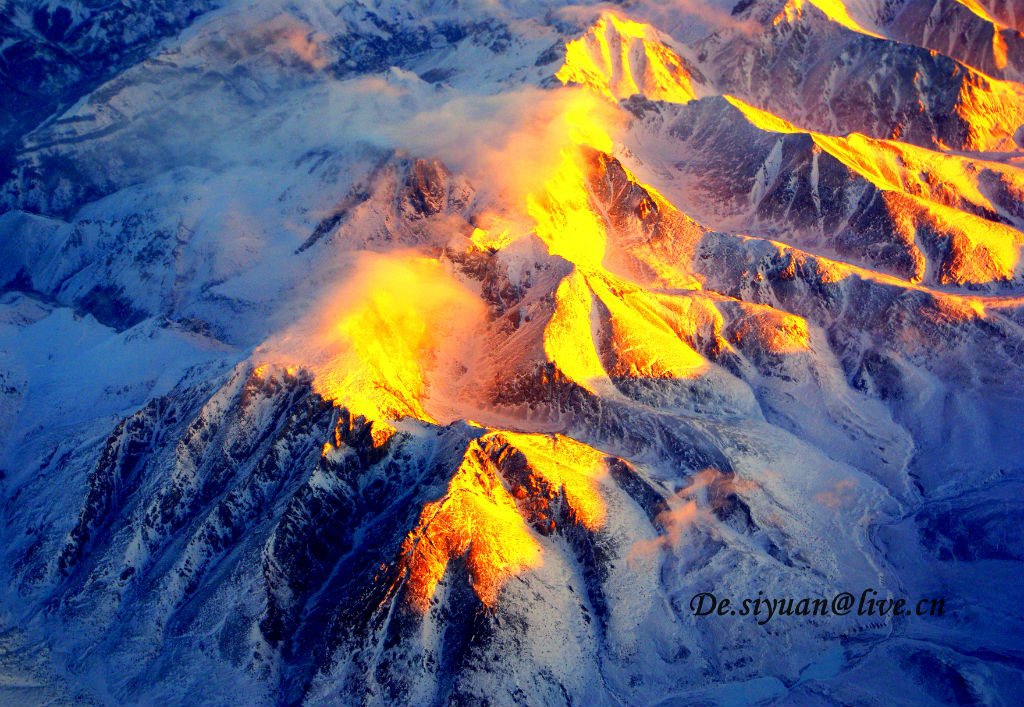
[2, 0, 1023, 705]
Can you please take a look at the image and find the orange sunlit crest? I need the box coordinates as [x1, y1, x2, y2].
[396, 433, 608, 611]
[397, 438, 544, 612]
[556, 12, 699, 104]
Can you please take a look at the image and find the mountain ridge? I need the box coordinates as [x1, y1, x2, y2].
[1, 1, 1023, 705]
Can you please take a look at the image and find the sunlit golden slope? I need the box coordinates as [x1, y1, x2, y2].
[952, 69, 1024, 151]
[556, 12, 701, 104]
[393, 432, 608, 611]
[543, 266, 813, 390]
[728, 94, 1024, 217]
[726, 95, 1024, 286]
[884, 193, 1023, 286]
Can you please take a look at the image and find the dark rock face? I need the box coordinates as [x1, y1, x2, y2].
[53, 365, 332, 592]
[392, 157, 476, 227]
[58, 396, 177, 574]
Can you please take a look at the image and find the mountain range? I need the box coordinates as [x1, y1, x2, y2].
[1, 0, 1023, 705]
